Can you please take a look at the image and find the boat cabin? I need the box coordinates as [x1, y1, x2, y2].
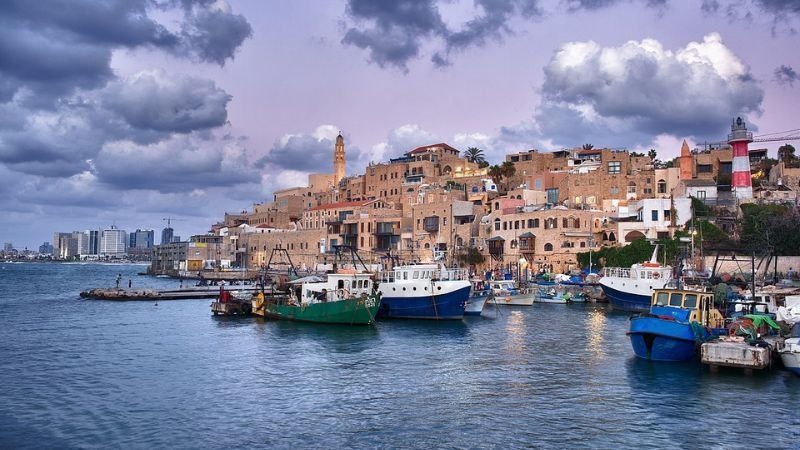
[490, 279, 519, 293]
[380, 264, 467, 283]
[651, 289, 724, 328]
[290, 273, 374, 304]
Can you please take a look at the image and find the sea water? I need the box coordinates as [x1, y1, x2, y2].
[0, 263, 797, 449]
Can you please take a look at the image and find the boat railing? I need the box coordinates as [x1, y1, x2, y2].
[379, 267, 469, 283]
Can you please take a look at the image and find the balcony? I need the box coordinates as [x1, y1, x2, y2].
[423, 216, 440, 233]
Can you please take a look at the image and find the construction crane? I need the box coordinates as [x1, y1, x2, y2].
[162, 217, 186, 228]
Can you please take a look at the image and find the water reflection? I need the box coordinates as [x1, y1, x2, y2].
[503, 309, 527, 355]
[585, 309, 608, 361]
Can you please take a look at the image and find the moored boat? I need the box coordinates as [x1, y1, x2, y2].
[627, 288, 724, 361]
[465, 279, 492, 316]
[489, 279, 535, 306]
[377, 264, 470, 320]
[252, 272, 380, 325]
[599, 246, 673, 312]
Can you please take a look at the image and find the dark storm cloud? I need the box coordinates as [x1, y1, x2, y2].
[433, 0, 542, 67]
[93, 136, 259, 193]
[178, 5, 254, 66]
[564, 0, 666, 11]
[342, 0, 446, 71]
[343, 0, 674, 70]
[102, 71, 231, 133]
[775, 65, 799, 86]
[256, 134, 337, 173]
[701, 0, 800, 32]
[0, 0, 251, 105]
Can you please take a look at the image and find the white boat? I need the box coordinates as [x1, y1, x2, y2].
[377, 264, 471, 319]
[598, 245, 673, 312]
[489, 279, 535, 306]
[465, 279, 492, 315]
[778, 296, 800, 376]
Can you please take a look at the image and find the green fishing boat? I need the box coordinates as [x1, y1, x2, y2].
[252, 272, 380, 325]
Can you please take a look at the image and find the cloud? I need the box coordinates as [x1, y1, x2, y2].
[177, 0, 254, 65]
[775, 65, 799, 87]
[342, 0, 446, 71]
[102, 70, 231, 133]
[701, 0, 800, 33]
[256, 125, 341, 173]
[0, 0, 251, 106]
[93, 133, 259, 193]
[342, 0, 672, 70]
[531, 33, 764, 146]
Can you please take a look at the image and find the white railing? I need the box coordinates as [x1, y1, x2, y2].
[603, 267, 632, 278]
[380, 266, 469, 283]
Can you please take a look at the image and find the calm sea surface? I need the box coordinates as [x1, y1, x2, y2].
[0, 263, 797, 449]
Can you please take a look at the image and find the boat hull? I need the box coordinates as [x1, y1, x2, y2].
[780, 352, 800, 376]
[492, 292, 535, 306]
[601, 284, 653, 313]
[465, 290, 490, 316]
[260, 295, 380, 325]
[627, 316, 698, 361]
[377, 285, 469, 319]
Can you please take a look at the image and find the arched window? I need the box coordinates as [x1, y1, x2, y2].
[510, 239, 518, 249]
[657, 179, 667, 194]
[528, 219, 535, 228]
[494, 218, 501, 231]
[544, 243, 553, 252]
[424, 243, 431, 249]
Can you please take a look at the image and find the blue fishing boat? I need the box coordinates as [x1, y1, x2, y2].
[377, 264, 470, 320]
[627, 289, 725, 361]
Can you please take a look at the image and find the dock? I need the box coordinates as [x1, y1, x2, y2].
[80, 286, 262, 301]
[701, 336, 785, 370]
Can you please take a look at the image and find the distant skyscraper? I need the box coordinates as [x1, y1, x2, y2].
[130, 229, 155, 249]
[88, 230, 100, 255]
[100, 225, 127, 257]
[171, 235, 181, 243]
[73, 231, 89, 255]
[53, 232, 75, 259]
[3, 242, 12, 253]
[38, 242, 54, 255]
[161, 227, 174, 245]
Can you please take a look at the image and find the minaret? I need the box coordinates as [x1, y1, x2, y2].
[728, 117, 753, 200]
[679, 140, 692, 180]
[334, 132, 345, 185]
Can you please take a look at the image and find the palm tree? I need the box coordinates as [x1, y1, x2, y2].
[648, 149, 657, 160]
[463, 147, 486, 165]
[582, 143, 594, 150]
[778, 144, 796, 167]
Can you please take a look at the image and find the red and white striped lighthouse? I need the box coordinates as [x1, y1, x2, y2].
[729, 116, 753, 200]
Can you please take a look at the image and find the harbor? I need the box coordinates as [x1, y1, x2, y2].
[2, 262, 797, 448]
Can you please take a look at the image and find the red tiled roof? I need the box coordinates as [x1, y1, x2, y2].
[406, 143, 457, 155]
[307, 200, 372, 212]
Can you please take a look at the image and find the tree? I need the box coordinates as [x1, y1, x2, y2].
[648, 149, 657, 160]
[463, 147, 486, 165]
[778, 144, 796, 167]
[457, 247, 485, 266]
[582, 144, 594, 150]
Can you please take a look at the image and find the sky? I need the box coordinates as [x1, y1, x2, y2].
[1, 0, 799, 250]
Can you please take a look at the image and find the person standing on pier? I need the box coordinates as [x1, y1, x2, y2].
[115, 273, 122, 289]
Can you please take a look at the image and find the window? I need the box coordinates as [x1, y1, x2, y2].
[684, 294, 698, 308]
[697, 164, 712, 173]
[533, 218, 540, 228]
[535, 179, 543, 190]
[664, 210, 671, 221]
[651, 210, 659, 221]
[562, 218, 569, 228]
[544, 243, 553, 251]
[514, 221, 520, 230]
[610, 186, 620, 195]
[670, 293, 683, 307]
[627, 184, 636, 194]
[503, 222, 507, 230]
[656, 292, 669, 305]
[494, 219, 501, 231]
[697, 190, 706, 200]
[608, 161, 621, 174]
[528, 219, 535, 228]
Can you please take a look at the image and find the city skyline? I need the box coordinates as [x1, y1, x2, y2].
[1, 0, 799, 249]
